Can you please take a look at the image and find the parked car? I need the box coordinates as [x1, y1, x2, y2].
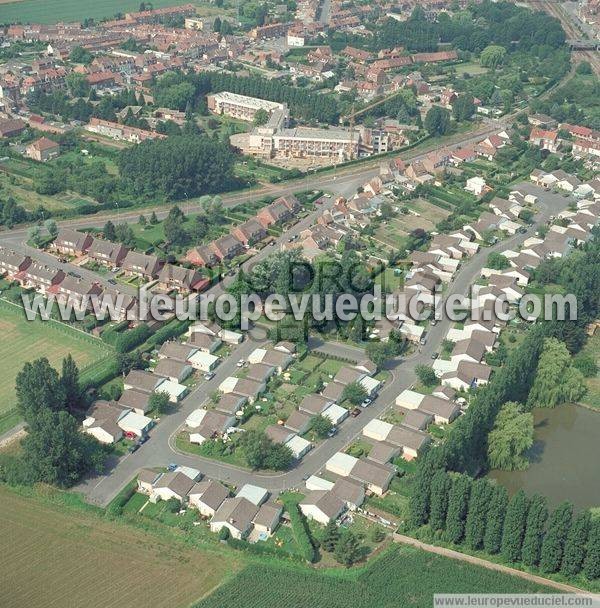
[419, 337, 427, 345]
[68, 271, 81, 278]
[236, 359, 245, 368]
[167, 463, 178, 472]
[204, 371, 215, 380]
[350, 408, 361, 417]
[108, 279, 116, 285]
[138, 435, 149, 445]
[128, 443, 139, 453]
[361, 398, 372, 408]
[431, 352, 439, 360]
[327, 427, 338, 438]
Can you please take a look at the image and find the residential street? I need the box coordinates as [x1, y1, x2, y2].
[76, 184, 573, 506]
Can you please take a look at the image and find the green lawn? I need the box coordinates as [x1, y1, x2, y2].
[0, 0, 202, 24]
[196, 545, 554, 608]
[0, 301, 110, 415]
[374, 267, 404, 292]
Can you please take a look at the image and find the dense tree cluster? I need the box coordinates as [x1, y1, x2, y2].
[0, 357, 105, 487]
[118, 135, 237, 199]
[153, 70, 340, 124]
[239, 430, 293, 470]
[411, 468, 596, 578]
[377, 2, 565, 54]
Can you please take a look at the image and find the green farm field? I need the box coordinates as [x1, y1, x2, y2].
[0, 486, 240, 608]
[0, 301, 109, 414]
[197, 545, 554, 608]
[0, 0, 199, 24]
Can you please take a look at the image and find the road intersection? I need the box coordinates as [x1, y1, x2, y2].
[75, 182, 571, 506]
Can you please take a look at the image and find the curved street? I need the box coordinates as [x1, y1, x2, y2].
[75, 182, 570, 506]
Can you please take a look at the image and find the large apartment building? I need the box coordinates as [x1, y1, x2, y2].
[207, 91, 286, 122]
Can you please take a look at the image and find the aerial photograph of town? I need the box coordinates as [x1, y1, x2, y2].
[0, 0, 599, 606]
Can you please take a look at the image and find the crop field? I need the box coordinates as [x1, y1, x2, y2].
[0, 301, 109, 414]
[0, 0, 200, 24]
[197, 545, 553, 608]
[0, 487, 239, 608]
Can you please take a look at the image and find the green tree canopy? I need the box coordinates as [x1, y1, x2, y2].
[487, 401, 534, 471]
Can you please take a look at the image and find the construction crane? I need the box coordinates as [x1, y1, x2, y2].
[339, 90, 406, 159]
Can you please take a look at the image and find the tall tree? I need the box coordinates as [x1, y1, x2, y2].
[583, 518, 600, 580]
[61, 354, 80, 410]
[521, 494, 548, 567]
[501, 490, 529, 563]
[484, 485, 509, 554]
[19, 409, 105, 487]
[561, 511, 590, 577]
[487, 401, 534, 471]
[103, 220, 116, 241]
[445, 474, 472, 544]
[527, 338, 586, 409]
[16, 358, 66, 425]
[429, 469, 452, 531]
[322, 521, 340, 552]
[424, 106, 450, 136]
[465, 479, 492, 550]
[539, 502, 573, 573]
[334, 529, 361, 566]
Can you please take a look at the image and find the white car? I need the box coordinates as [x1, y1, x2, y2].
[236, 359, 245, 368]
[361, 398, 372, 408]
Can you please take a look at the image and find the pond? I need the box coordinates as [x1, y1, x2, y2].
[489, 404, 600, 511]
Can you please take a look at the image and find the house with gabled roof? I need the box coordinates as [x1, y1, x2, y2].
[52, 229, 93, 256]
[157, 264, 206, 293]
[232, 218, 267, 246]
[121, 251, 163, 279]
[299, 490, 345, 525]
[87, 238, 129, 267]
[0, 247, 31, 279]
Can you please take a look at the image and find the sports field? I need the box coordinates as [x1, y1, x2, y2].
[197, 545, 554, 608]
[0, 487, 239, 608]
[0, 0, 196, 24]
[0, 302, 109, 414]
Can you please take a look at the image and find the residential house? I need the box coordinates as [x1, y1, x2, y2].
[232, 219, 267, 247]
[299, 394, 333, 415]
[218, 377, 266, 403]
[188, 480, 229, 517]
[118, 389, 151, 415]
[349, 458, 395, 495]
[123, 369, 165, 394]
[154, 358, 193, 383]
[185, 244, 220, 267]
[121, 251, 163, 279]
[53, 229, 93, 256]
[151, 471, 195, 503]
[299, 490, 345, 525]
[210, 497, 259, 539]
[252, 502, 283, 536]
[211, 234, 244, 261]
[529, 128, 559, 153]
[0, 248, 31, 279]
[157, 264, 206, 293]
[87, 238, 129, 268]
[55, 276, 103, 312]
[18, 263, 65, 294]
[26, 136, 59, 161]
[442, 361, 492, 390]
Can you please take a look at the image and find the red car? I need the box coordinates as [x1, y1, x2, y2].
[350, 408, 361, 417]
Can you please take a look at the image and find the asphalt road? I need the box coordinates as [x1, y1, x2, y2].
[75, 182, 573, 506]
[0, 121, 503, 246]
